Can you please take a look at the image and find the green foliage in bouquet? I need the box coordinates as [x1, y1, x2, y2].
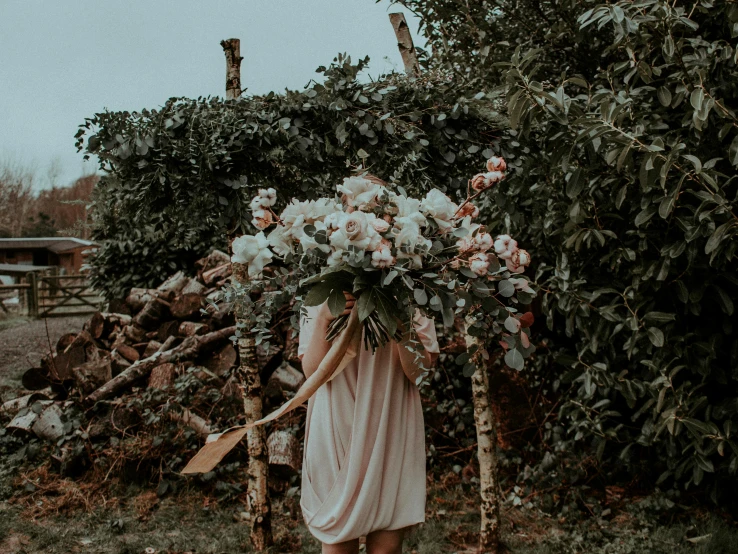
[76, 55, 506, 299]
[395, 0, 738, 499]
[227, 168, 536, 377]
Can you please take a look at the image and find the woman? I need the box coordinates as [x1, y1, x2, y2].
[298, 292, 439, 554]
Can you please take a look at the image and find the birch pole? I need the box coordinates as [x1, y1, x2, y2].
[221, 38, 273, 551]
[465, 316, 501, 553]
[388, 13, 421, 77]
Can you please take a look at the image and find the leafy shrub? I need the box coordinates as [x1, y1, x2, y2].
[397, 0, 738, 499]
[78, 56, 504, 298]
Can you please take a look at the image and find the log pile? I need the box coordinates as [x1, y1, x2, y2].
[1, 249, 305, 479]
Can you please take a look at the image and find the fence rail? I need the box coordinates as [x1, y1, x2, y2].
[0, 271, 105, 318]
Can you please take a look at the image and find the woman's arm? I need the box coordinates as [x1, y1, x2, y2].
[298, 293, 355, 378]
[396, 314, 439, 383]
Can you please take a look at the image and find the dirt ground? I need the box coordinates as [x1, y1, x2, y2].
[0, 316, 88, 390]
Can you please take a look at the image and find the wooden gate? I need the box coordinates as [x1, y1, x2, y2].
[27, 272, 105, 318]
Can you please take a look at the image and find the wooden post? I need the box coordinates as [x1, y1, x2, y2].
[27, 272, 38, 318]
[389, 13, 421, 77]
[220, 39, 243, 100]
[221, 39, 272, 551]
[465, 317, 501, 553]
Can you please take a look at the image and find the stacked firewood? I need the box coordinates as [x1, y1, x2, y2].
[1, 249, 305, 477]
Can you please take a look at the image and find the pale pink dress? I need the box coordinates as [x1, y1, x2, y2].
[297, 304, 440, 544]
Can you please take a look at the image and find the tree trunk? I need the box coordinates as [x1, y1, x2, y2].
[220, 39, 243, 100]
[232, 263, 273, 550]
[388, 13, 421, 77]
[465, 318, 501, 553]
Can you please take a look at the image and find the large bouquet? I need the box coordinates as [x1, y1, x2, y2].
[232, 156, 532, 359]
[182, 157, 535, 474]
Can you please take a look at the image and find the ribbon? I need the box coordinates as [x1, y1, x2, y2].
[181, 306, 362, 475]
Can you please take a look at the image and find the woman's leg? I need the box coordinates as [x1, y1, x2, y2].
[365, 527, 406, 554]
[322, 538, 360, 554]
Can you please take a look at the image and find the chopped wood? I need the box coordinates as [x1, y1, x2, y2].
[148, 362, 176, 389]
[134, 298, 170, 330]
[157, 270, 190, 295]
[171, 408, 211, 438]
[7, 403, 51, 433]
[181, 278, 207, 296]
[267, 364, 305, 393]
[157, 320, 180, 342]
[32, 403, 65, 441]
[116, 344, 140, 363]
[73, 357, 113, 395]
[110, 350, 132, 376]
[56, 333, 77, 353]
[170, 293, 202, 319]
[1, 391, 51, 414]
[43, 346, 85, 381]
[106, 298, 131, 315]
[85, 325, 236, 404]
[202, 263, 231, 286]
[267, 430, 301, 474]
[125, 288, 174, 312]
[85, 312, 106, 339]
[197, 249, 230, 274]
[21, 367, 50, 391]
[143, 340, 163, 358]
[179, 321, 209, 337]
[123, 324, 147, 344]
[204, 343, 237, 376]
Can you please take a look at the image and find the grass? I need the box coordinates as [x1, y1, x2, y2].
[0, 314, 32, 332]
[1, 472, 737, 554]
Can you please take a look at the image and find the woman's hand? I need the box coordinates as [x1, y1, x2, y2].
[319, 291, 356, 322]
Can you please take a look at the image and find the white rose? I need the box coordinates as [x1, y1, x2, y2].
[266, 225, 292, 256]
[470, 252, 490, 276]
[336, 176, 382, 209]
[297, 220, 331, 254]
[391, 193, 427, 227]
[421, 189, 458, 232]
[330, 211, 381, 252]
[393, 218, 431, 268]
[231, 232, 273, 278]
[371, 218, 390, 233]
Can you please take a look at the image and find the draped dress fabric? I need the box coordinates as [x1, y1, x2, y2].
[297, 304, 440, 545]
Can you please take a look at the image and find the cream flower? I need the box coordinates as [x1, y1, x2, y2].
[330, 211, 382, 252]
[494, 234, 518, 260]
[371, 245, 395, 268]
[486, 156, 507, 172]
[266, 225, 292, 257]
[251, 208, 274, 230]
[231, 232, 273, 278]
[336, 176, 382, 209]
[420, 189, 458, 233]
[391, 193, 427, 227]
[456, 202, 479, 219]
[473, 232, 493, 252]
[505, 250, 530, 274]
[371, 218, 391, 233]
[470, 252, 490, 276]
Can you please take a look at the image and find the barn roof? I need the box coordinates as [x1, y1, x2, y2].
[0, 237, 98, 253]
[0, 263, 53, 275]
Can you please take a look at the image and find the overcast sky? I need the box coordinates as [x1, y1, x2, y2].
[0, 0, 424, 191]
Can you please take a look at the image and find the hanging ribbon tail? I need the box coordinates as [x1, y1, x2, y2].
[181, 306, 362, 475]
